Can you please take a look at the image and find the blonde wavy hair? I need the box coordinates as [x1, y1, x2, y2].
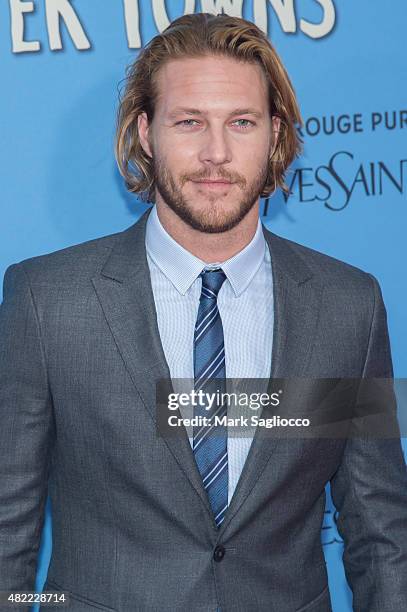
[115, 12, 303, 202]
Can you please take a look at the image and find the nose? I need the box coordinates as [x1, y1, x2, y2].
[198, 123, 232, 166]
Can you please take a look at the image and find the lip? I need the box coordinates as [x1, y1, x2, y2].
[192, 180, 233, 186]
[192, 181, 233, 192]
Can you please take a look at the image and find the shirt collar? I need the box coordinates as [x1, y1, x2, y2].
[145, 205, 266, 297]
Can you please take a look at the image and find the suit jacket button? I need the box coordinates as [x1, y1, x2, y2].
[213, 545, 226, 562]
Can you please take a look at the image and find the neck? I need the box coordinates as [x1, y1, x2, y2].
[154, 201, 260, 263]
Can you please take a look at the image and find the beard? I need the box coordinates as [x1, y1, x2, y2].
[151, 153, 271, 234]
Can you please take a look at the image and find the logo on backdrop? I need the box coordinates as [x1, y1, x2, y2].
[322, 509, 343, 546]
[8, 0, 337, 54]
[263, 109, 407, 213]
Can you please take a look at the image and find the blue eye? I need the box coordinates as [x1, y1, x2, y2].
[233, 119, 254, 128]
[175, 118, 255, 129]
[177, 119, 199, 126]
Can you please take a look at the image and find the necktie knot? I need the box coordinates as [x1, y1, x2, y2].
[200, 268, 226, 298]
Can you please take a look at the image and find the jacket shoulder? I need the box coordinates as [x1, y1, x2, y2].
[267, 230, 376, 290]
[7, 228, 126, 285]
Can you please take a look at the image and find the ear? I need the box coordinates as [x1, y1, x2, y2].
[270, 115, 281, 155]
[137, 112, 153, 158]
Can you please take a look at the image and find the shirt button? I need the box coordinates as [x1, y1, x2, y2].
[213, 545, 226, 562]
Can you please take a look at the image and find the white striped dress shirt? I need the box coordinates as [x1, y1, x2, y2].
[145, 205, 274, 505]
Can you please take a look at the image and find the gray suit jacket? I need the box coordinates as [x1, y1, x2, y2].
[1, 207, 407, 612]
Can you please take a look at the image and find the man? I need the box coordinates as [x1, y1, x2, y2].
[1, 12, 406, 612]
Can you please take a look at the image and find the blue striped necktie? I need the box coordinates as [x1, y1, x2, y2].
[193, 268, 228, 528]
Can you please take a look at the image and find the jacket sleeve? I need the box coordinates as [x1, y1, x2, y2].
[330, 273, 407, 612]
[0, 263, 55, 605]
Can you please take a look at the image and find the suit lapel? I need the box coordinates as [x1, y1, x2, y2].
[218, 226, 325, 536]
[92, 207, 215, 525]
[92, 209, 325, 534]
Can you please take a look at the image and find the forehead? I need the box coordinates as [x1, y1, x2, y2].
[153, 54, 269, 115]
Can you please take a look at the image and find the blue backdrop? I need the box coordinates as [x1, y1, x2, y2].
[1, 2, 406, 610]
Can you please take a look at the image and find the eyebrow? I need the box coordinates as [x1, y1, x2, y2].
[167, 107, 264, 119]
